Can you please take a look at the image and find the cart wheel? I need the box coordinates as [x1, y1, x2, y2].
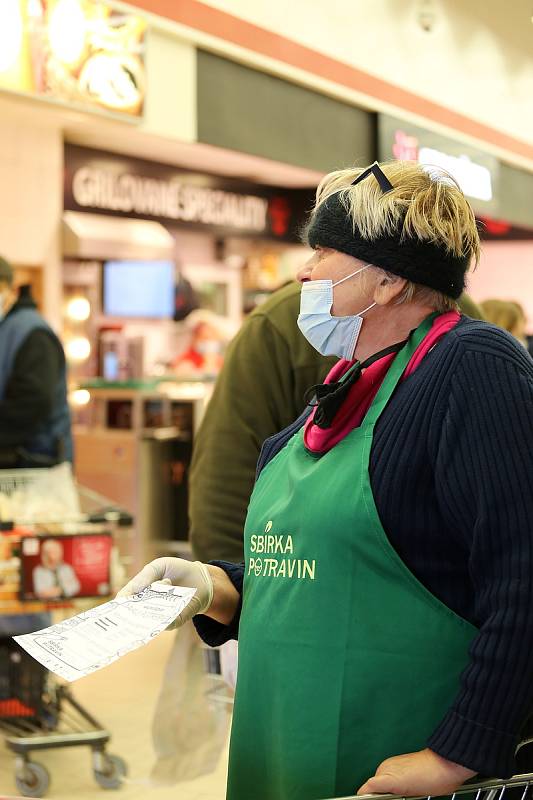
[93, 753, 127, 790]
[15, 761, 50, 798]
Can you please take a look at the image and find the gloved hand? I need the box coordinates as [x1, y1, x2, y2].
[117, 557, 214, 629]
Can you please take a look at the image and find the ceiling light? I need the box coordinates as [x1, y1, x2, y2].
[66, 296, 91, 321]
[69, 388, 91, 406]
[66, 336, 91, 362]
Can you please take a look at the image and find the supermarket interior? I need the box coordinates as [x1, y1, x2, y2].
[0, 1, 532, 799]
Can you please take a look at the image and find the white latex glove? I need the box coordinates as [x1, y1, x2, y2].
[117, 557, 214, 629]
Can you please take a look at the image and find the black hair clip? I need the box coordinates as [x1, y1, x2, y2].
[351, 161, 393, 194]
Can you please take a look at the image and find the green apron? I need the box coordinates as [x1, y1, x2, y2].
[228, 316, 477, 800]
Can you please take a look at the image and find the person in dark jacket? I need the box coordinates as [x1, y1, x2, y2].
[0, 256, 72, 467]
[189, 282, 336, 562]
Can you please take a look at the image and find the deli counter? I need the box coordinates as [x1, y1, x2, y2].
[72, 378, 214, 569]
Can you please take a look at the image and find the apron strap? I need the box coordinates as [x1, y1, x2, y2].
[363, 313, 438, 426]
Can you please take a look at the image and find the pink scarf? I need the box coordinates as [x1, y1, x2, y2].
[304, 312, 460, 454]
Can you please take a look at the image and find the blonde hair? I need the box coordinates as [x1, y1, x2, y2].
[479, 299, 526, 335]
[313, 160, 481, 311]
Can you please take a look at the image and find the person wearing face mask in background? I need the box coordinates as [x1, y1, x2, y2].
[119, 161, 533, 800]
[0, 256, 72, 468]
[172, 309, 234, 377]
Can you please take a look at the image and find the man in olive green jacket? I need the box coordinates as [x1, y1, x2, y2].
[189, 283, 484, 562]
[189, 282, 335, 562]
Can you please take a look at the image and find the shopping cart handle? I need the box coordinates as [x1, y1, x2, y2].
[87, 507, 134, 526]
[323, 771, 533, 800]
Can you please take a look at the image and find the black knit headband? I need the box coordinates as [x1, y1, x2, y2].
[306, 163, 468, 299]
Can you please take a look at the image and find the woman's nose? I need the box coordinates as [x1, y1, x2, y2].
[296, 257, 315, 284]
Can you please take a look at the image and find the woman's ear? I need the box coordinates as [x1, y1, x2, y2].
[374, 275, 407, 305]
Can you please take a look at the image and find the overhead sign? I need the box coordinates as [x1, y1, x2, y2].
[0, 0, 146, 118]
[379, 116, 499, 213]
[417, 147, 492, 202]
[71, 166, 270, 231]
[64, 145, 310, 241]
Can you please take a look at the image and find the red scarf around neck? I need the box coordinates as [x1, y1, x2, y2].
[304, 311, 460, 454]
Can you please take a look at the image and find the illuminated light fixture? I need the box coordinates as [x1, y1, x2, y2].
[27, 0, 44, 17]
[69, 388, 91, 406]
[0, 0, 24, 73]
[66, 296, 91, 322]
[66, 336, 91, 362]
[418, 147, 493, 202]
[48, 0, 87, 68]
[78, 53, 144, 113]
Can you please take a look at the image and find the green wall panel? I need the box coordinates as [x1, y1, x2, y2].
[499, 162, 533, 229]
[197, 50, 375, 174]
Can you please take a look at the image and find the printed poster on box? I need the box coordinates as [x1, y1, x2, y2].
[20, 533, 112, 601]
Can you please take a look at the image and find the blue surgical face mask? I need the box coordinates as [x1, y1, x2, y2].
[297, 265, 376, 360]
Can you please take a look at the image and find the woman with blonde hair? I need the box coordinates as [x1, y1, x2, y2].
[480, 298, 528, 345]
[121, 161, 533, 800]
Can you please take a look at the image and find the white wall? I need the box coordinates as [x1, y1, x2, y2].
[142, 28, 196, 143]
[0, 103, 63, 328]
[171, 229, 216, 265]
[468, 241, 533, 332]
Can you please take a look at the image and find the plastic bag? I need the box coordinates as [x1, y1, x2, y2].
[6, 463, 81, 524]
[220, 640, 238, 690]
[149, 623, 231, 785]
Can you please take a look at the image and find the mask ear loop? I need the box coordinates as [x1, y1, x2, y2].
[332, 264, 371, 288]
[351, 161, 394, 194]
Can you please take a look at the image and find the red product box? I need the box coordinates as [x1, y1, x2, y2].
[20, 533, 112, 601]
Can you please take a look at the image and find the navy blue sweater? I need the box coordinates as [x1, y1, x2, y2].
[194, 318, 533, 778]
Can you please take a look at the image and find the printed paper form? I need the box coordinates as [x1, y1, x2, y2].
[14, 583, 196, 682]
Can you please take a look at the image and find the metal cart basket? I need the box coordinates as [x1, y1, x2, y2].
[331, 770, 533, 800]
[0, 468, 133, 797]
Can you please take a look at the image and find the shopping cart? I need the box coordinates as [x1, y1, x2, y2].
[0, 638, 126, 797]
[0, 468, 134, 797]
[201, 644, 235, 708]
[330, 769, 533, 800]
